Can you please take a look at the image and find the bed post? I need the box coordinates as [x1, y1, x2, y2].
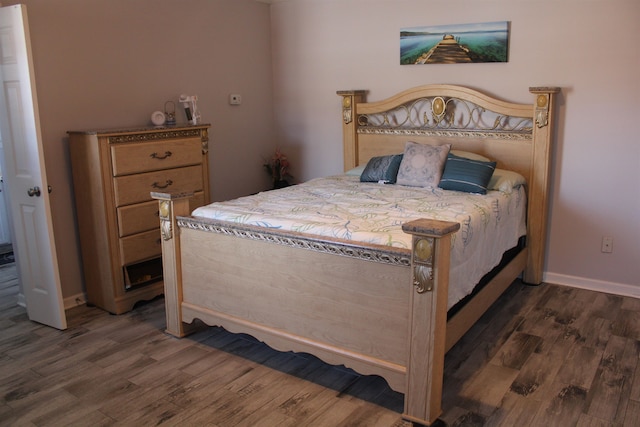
[402, 218, 460, 426]
[525, 87, 560, 284]
[337, 90, 367, 171]
[151, 191, 194, 337]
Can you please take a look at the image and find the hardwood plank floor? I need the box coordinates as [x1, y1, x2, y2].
[2, 261, 640, 426]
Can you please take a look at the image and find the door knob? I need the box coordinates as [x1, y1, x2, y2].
[27, 186, 41, 197]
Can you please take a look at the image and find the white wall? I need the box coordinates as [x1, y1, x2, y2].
[3, 0, 276, 299]
[269, 0, 640, 293]
[3, 0, 637, 301]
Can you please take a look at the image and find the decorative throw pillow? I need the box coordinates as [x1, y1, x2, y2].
[439, 153, 497, 194]
[360, 154, 403, 183]
[396, 142, 451, 187]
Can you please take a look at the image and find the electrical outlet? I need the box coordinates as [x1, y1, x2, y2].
[229, 94, 242, 105]
[601, 236, 613, 253]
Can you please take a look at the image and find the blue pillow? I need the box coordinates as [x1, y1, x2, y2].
[360, 154, 403, 183]
[439, 153, 496, 194]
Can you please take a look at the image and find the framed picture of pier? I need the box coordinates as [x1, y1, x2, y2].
[400, 21, 509, 65]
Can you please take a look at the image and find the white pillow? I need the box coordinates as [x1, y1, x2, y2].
[345, 164, 366, 176]
[450, 149, 491, 162]
[488, 169, 527, 193]
[396, 141, 451, 187]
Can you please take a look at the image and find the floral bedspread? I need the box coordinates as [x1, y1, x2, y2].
[192, 175, 526, 308]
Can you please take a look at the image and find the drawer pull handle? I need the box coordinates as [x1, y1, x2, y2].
[152, 179, 173, 189]
[150, 151, 172, 160]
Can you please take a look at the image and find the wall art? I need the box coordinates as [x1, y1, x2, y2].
[400, 21, 509, 65]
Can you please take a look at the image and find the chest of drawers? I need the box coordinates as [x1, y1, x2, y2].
[69, 125, 210, 314]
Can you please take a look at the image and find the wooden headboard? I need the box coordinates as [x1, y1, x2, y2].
[337, 84, 560, 285]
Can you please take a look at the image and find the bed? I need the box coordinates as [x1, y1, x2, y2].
[152, 84, 559, 425]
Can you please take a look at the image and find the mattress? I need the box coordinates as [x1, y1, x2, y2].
[192, 174, 526, 308]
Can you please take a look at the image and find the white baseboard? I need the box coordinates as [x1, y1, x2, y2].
[64, 293, 87, 310]
[543, 272, 640, 300]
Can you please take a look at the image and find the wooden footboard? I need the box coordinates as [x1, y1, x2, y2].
[153, 191, 459, 425]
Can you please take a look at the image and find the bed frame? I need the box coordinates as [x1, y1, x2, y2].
[152, 84, 559, 425]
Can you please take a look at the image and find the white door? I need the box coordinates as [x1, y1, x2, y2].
[0, 135, 14, 247]
[0, 5, 66, 329]
[0, 169, 12, 246]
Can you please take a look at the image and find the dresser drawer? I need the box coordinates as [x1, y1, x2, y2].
[117, 200, 159, 237]
[119, 229, 162, 266]
[117, 192, 205, 237]
[111, 138, 202, 176]
[113, 165, 203, 207]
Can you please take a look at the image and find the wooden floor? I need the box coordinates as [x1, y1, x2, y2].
[2, 260, 640, 426]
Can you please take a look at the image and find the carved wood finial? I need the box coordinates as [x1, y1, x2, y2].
[529, 87, 560, 129]
[159, 200, 172, 241]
